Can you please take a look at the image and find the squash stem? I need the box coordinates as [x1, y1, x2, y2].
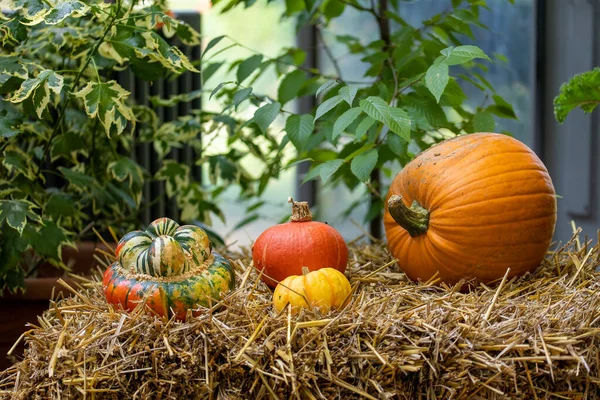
[288, 197, 313, 222]
[387, 195, 429, 237]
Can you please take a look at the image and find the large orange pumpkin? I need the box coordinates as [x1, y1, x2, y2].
[252, 198, 348, 288]
[383, 133, 557, 286]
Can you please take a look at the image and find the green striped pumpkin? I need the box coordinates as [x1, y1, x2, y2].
[102, 217, 234, 320]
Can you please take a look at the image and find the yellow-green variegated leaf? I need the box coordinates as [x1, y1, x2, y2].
[99, 42, 127, 65]
[10, 0, 50, 25]
[2, 146, 37, 181]
[15, 0, 88, 26]
[8, 70, 64, 119]
[0, 199, 41, 235]
[155, 160, 190, 198]
[73, 80, 136, 137]
[0, 56, 28, 80]
[43, 1, 89, 25]
[139, 31, 199, 73]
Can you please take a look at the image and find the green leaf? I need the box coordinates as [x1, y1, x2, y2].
[339, 85, 358, 106]
[473, 111, 495, 132]
[278, 69, 305, 105]
[425, 63, 449, 103]
[285, 114, 314, 151]
[8, 70, 63, 118]
[233, 214, 260, 231]
[58, 166, 95, 192]
[233, 87, 253, 109]
[0, 56, 28, 80]
[108, 157, 144, 186]
[359, 96, 389, 123]
[2, 147, 35, 180]
[387, 107, 411, 140]
[155, 160, 190, 197]
[208, 155, 238, 183]
[0, 113, 21, 138]
[175, 21, 202, 46]
[354, 116, 376, 138]
[0, 199, 40, 234]
[487, 94, 517, 119]
[554, 68, 600, 123]
[441, 45, 491, 66]
[316, 79, 339, 98]
[210, 81, 233, 100]
[12, 0, 50, 24]
[315, 95, 343, 121]
[51, 132, 87, 162]
[350, 149, 378, 182]
[44, 1, 88, 25]
[387, 134, 408, 156]
[151, 89, 204, 107]
[253, 102, 281, 133]
[237, 54, 263, 83]
[302, 159, 345, 184]
[202, 35, 226, 59]
[202, 62, 223, 83]
[28, 219, 74, 261]
[137, 31, 198, 73]
[333, 107, 362, 139]
[44, 193, 77, 220]
[73, 80, 135, 137]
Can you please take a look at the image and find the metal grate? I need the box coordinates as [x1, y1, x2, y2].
[117, 12, 202, 225]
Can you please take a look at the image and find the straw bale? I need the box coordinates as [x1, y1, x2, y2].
[1, 230, 600, 399]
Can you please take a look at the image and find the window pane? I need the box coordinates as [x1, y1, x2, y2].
[169, 0, 298, 247]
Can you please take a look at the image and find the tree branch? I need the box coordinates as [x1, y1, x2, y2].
[338, 0, 377, 15]
[316, 26, 345, 82]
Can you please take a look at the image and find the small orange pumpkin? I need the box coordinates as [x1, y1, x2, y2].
[383, 133, 557, 286]
[252, 198, 348, 288]
[273, 267, 352, 314]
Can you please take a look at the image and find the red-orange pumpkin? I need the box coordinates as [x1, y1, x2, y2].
[383, 133, 557, 286]
[252, 198, 348, 288]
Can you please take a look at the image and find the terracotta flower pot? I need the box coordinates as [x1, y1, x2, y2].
[0, 241, 115, 371]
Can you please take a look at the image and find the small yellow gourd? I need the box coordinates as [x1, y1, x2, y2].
[273, 267, 352, 314]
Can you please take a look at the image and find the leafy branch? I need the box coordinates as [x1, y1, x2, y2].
[38, 0, 123, 174]
[554, 68, 600, 123]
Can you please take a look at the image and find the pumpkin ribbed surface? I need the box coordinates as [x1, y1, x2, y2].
[103, 218, 234, 320]
[383, 133, 557, 286]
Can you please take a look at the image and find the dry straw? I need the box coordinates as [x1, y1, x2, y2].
[1, 228, 600, 399]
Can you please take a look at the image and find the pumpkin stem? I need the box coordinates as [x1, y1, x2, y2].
[288, 197, 313, 222]
[302, 266, 310, 276]
[387, 195, 429, 237]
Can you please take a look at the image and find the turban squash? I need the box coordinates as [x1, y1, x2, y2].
[383, 133, 557, 286]
[103, 217, 234, 320]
